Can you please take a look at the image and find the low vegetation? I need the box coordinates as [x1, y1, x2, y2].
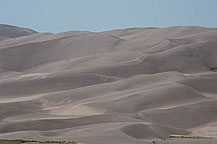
[169, 135, 212, 139]
[0, 139, 77, 144]
[210, 67, 217, 71]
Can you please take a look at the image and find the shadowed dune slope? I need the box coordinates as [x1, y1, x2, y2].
[0, 24, 37, 38]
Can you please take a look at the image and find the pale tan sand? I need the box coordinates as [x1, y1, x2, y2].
[0, 25, 217, 144]
[47, 104, 104, 117]
[0, 93, 47, 104]
[156, 138, 217, 144]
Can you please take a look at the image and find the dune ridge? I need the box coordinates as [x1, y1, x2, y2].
[0, 25, 217, 144]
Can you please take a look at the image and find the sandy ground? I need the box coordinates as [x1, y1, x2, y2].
[0, 25, 217, 144]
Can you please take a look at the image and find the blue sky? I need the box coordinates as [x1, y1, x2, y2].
[0, 0, 217, 33]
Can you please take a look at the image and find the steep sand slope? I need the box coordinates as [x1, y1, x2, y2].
[0, 26, 217, 144]
[0, 36, 8, 42]
[0, 24, 37, 38]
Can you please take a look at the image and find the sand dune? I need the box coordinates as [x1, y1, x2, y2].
[0, 25, 217, 144]
[0, 24, 37, 39]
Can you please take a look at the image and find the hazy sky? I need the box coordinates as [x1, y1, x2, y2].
[1, 0, 217, 33]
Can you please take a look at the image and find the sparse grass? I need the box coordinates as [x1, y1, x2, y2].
[0, 139, 77, 144]
[0, 139, 33, 144]
[152, 141, 157, 144]
[210, 67, 217, 71]
[169, 135, 212, 139]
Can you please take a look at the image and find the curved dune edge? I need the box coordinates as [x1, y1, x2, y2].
[0, 26, 217, 144]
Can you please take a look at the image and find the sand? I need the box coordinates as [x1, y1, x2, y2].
[0, 24, 217, 144]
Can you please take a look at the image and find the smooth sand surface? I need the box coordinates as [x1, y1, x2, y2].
[0, 25, 217, 144]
